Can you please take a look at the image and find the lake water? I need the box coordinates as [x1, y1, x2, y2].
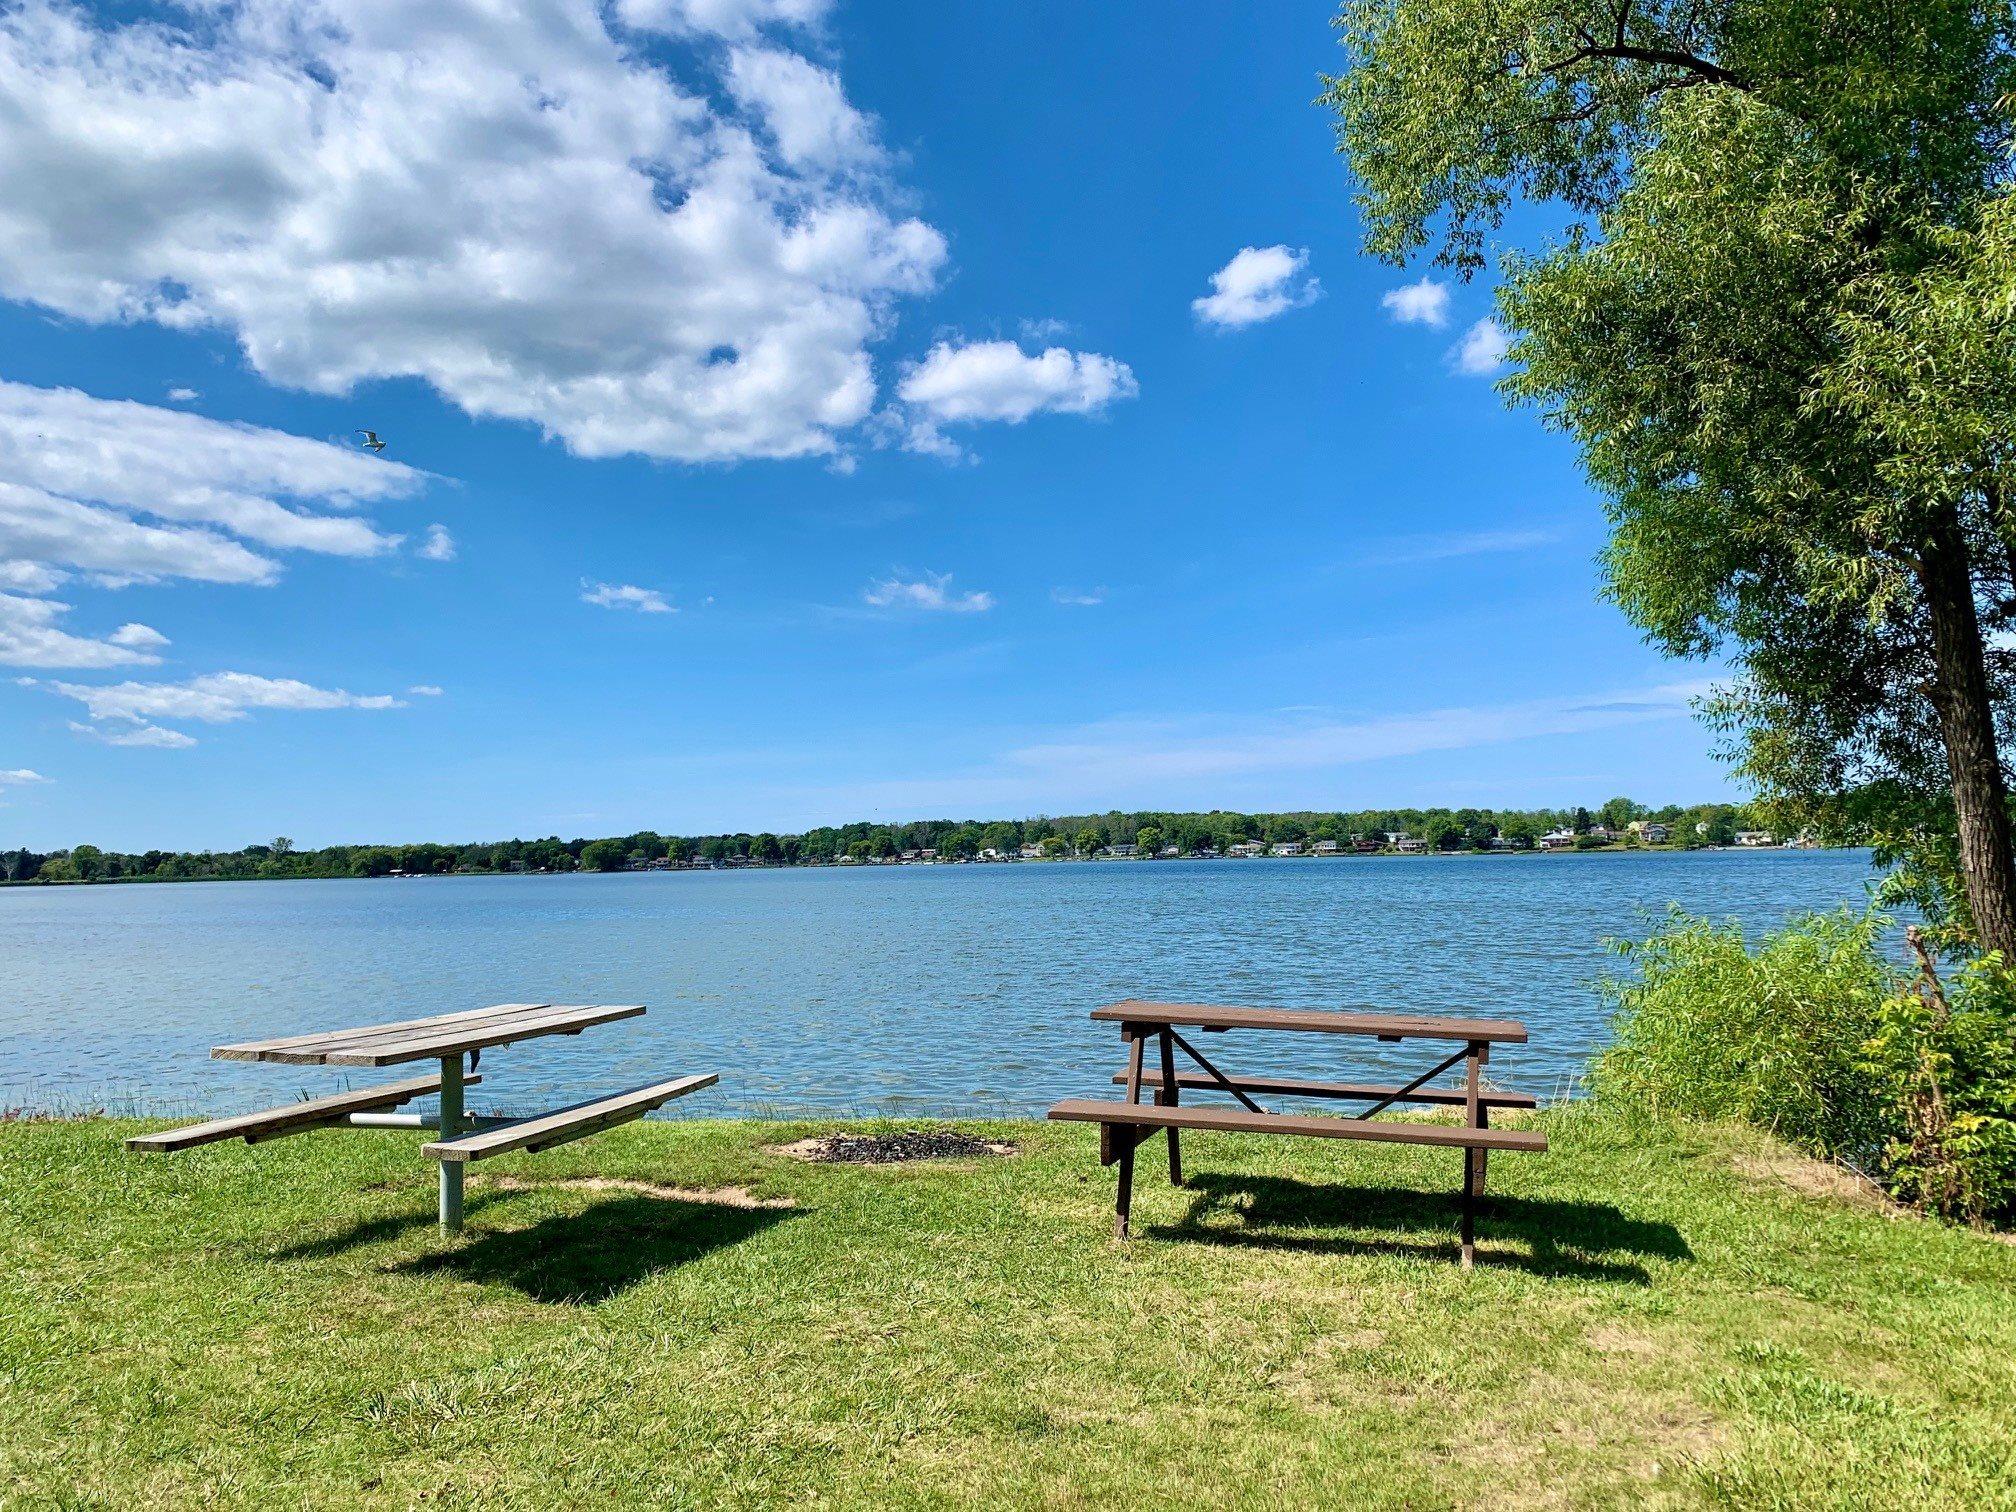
[3, 851, 1879, 1119]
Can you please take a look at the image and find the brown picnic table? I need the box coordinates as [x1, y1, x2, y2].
[1048, 999, 1547, 1267]
[127, 1002, 717, 1232]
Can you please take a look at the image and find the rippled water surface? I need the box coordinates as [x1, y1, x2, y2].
[4, 851, 1878, 1117]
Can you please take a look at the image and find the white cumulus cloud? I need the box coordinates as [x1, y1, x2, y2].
[892, 340, 1136, 456]
[582, 580, 675, 613]
[1192, 245, 1319, 329]
[616, 0, 828, 39]
[725, 46, 877, 169]
[1380, 277, 1450, 327]
[864, 571, 993, 613]
[1452, 318, 1511, 375]
[0, 767, 50, 784]
[416, 525, 457, 562]
[0, 0, 944, 464]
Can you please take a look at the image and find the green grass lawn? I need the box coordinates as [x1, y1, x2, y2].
[4, 1108, 2014, 1509]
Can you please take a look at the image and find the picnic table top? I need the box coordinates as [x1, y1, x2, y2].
[1091, 999, 1528, 1044]
[212, 1002, 646, 1067]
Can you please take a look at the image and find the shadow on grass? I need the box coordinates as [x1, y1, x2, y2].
[394, 1195, 799, 1303]
[265, 1188, 532, 1262]
[1151, 1173, 1691, 1282]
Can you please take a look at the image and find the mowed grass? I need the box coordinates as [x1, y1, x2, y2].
[4, 1108, 2015, 1509]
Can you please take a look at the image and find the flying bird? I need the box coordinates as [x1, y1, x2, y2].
[355, 430, 387, 453]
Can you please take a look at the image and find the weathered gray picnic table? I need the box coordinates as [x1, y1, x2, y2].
[127, 1002, 716, 1232]
[1048, 999, 1547, 1266]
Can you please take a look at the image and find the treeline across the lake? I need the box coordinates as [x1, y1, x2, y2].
[3, 797, 1766, 884]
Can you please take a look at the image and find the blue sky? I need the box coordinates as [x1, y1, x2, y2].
[0, 0, 1733, 850]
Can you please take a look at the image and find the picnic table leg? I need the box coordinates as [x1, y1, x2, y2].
[1157, 1028, 1183, 1186]
[438, 1053, 465, 1234]
[1115, 1136, 1137, 1239]
[1116, 1026, 1145, 1238]
[1459, 1039, 1482, 1269]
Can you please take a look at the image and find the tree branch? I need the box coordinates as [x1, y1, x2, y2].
[1539, 42, 1745, 91]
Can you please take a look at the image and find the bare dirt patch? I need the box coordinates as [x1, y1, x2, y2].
[482, 1176, 796, 1209]
[1728, 1151, 1897, 1211]
[769, 1130, 1019, 1164]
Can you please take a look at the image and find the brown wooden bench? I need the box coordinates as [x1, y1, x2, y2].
[126, 1072, 478, 1152]
[1050, 1000, 1548, 1267]
[423, 1075, 717, 1162]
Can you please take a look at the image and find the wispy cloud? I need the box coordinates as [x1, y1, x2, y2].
[33, 671, 409, 748]
[0, 593, 170, 669]
[713, 679, 1718, 824]
[0, 767, 50, 784]
[1050, 586, 1104, 606]
[69, 719, 197, 749]
[865, 571, 994, 613]
[582, 581, 674, 613]
[1380, 277, 1449, 327]
[1349, 527, 1559, 567]
[408, 684, 444, 697]
[1451, 318, 1510, 375]
[997, 681, 1713, 791]
[166, 386, 199, 402]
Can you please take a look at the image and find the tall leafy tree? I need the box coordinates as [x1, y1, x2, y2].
[1325, 2, 2016, 952]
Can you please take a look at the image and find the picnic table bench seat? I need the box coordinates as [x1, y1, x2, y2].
[422, 1074, 718, 1163]
[1111, 1070, 1538, 1109]
[125, 1071, 477, 1153]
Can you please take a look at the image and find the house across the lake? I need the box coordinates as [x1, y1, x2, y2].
[1735, 830, 1776, 846]
[1538, 828, 1577, 850]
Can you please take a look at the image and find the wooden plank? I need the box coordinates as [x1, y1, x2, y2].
[253, 1003, 573, 1064]
[1113, 1070, 1538, 1109]
[125, 1073, 476, 1152]
[423, 1074, 717, 1162]
[321, 1004, 648, 1067]
[1046, 1098, 1548, 1152]
[1092, 999, 1528, 1044]
[213, 1004, 548, 1061]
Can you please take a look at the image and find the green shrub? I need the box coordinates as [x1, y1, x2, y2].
[1862, 951, 2016, 1223]
[1598, 909, 2016, 1224]
[1593, 908, 1895, 1162]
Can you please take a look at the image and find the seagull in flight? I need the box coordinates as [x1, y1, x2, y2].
[355, 430, 387, 453]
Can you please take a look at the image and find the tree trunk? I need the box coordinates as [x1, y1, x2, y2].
[1918, 508, 2016, 958]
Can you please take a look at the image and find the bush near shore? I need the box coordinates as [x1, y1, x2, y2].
[1598, 908, 2016, 1224]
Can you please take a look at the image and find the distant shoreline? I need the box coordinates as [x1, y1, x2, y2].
[2, 844, 1855, 888]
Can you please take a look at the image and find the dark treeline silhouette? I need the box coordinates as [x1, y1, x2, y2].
[3, 798, 1762, 884]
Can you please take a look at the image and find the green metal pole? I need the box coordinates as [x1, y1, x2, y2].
[438, 1053, 464, 1233]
